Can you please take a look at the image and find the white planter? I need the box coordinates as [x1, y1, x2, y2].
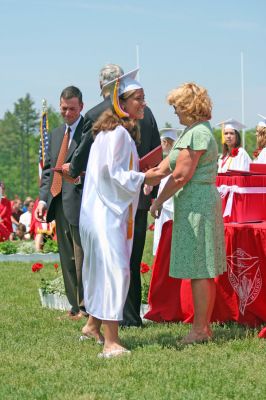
[38, 289, 71, 311]
[38, 290, 148, 317]
[140, 303, 149, 320]
[0, 252, 60, 262]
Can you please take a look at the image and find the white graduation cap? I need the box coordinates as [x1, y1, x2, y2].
[160, 128, 183, 141]
[217, 118, 246, 131]
[101, 68, 142, 118]
[257, 114, 266, 128]
[101, 68, 142, 96]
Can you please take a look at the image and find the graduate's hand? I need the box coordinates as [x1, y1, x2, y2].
[150, 199, 162, 219]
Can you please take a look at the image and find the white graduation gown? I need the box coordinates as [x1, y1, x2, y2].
[152, 176, 174, 255]
[79, 125, 145, 321]
[218, 147, 251, 173]
[254, 148, 266, 163]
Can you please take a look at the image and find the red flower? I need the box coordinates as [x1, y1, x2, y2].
[32, 263, 44, 272]
[258, 327, 266, 338]
[253, 148, 262, 159]
[148, 223, 155, 231]
[54, 263, 59, 270]
[230, 148, 239, 157]
[140, 262, 151, 274]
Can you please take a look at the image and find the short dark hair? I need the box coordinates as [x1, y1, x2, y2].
[17, 223, 26, 233]
[60, 86, 83, 103]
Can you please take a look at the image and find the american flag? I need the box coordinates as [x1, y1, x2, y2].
[39, 108, 49, 179]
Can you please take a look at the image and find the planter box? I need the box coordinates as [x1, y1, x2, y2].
[140, 303, 149, 321]
[38, 289, 149, 320]
[38, 289, 71, 311]
[0, 252, 60, 262]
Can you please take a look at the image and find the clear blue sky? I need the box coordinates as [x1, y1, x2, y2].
[1, 0, 265, 129]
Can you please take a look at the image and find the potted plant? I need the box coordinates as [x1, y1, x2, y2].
[32, 262, 71, 311]
[140, 262, 152, 317]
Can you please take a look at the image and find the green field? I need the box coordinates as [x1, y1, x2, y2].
[1, 230, 266, 399]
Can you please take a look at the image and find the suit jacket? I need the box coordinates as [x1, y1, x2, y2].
[69, 97, 112, 178]
[137, 106, 161, 210]
[69, 99, 161, 211]
[39, 116, 84, 226]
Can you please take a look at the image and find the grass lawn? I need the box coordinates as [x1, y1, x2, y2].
[1, 229, 266, 399]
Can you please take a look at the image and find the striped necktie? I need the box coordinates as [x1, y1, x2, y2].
[50, 126, 71, 197]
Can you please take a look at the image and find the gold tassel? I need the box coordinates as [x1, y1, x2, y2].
[113, 80, 129, 118]
[127, 153, 133, 239]
[221, 123, 225, 144]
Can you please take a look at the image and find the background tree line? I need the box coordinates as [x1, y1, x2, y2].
[0, 94, 257, 201]
[0, 94, 62, 200]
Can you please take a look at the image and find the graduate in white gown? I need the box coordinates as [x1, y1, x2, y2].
[253, 114, 266, 163]
[79, 69, 160, 358]
[217, 119, 251, 173]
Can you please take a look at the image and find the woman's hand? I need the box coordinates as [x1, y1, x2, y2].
[150, 199, 162, 219]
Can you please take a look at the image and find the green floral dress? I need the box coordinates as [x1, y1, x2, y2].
[168, 121, 226, 279]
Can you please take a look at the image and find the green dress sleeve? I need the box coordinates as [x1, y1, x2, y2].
[177, 124, 211, 151]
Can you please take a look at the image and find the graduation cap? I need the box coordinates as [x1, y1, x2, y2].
[160, 128, 183, 141]
[101, 68, 142, 118]
[217, 118, 246, 131]
[257, 114, 266, 128]
[217, 119, 246, 144]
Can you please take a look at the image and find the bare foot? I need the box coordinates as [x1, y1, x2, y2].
[179, 330, 211, 345]
[81, 325, 104, 344]
[99, 345, 131, 359]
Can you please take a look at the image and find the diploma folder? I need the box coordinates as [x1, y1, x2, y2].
[139, 145, 163, 172]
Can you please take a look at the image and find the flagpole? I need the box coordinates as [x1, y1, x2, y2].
[41, 99, 47, 166]
[136, 44, 140, 80]
[241, 51, 245, 148]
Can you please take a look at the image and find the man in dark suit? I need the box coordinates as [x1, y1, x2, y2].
[65, 65, 161, 327]
[35, 86, 87, 320]
[66, 64, 123, 178]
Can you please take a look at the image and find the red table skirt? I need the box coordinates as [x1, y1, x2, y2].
[145, 220, 266, 327]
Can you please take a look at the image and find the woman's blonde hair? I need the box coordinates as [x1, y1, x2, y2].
[256, 125, 266, 149]
[167, 82, 212, 125]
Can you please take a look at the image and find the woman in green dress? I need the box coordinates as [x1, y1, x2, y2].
[146, 82, 226, 344]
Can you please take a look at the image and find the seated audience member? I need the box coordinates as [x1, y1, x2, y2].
[253, 114, 266, 163]
[152, 128, 180, 255]
[19, 200, 34, 239]
[217, 119, 251, 172]
[10, 222, 26, 241]
[0, 182, 12, 242]
[11, 199, 23, 232]
[22, 196, 34, 213]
